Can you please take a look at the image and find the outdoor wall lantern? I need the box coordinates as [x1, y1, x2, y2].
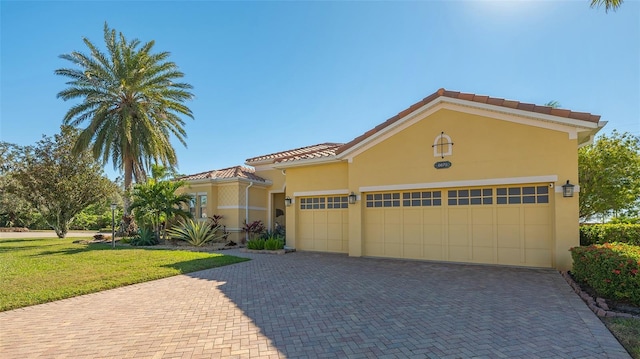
[562, 180, 575, 198]
[284, 197, 292, 207]
[110, 203, 117, 248]
[348, 192, 357, 205]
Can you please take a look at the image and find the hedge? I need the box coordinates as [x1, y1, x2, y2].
[570, 243, 640, 306]
[580, 224, 640, 246]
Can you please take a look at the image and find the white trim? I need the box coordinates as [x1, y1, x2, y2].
[359, 175, 559, 192]
[217, 205, 267, 211]
[272, 156, 342, 169]
[181, 177, 272, 186]
[441, 97, 599, 129]
[433, 133, 453, 158]
[251, 164, 277, 171]
[293, 189, 350, 197]
[439, 102, 584, 138]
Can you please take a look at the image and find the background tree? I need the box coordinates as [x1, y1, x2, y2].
[590, 0, 623, 12]
[9, 126, 117, 238]
[129, 165, 192, 242]
[579, 130, 640, 221]
[0, 142, 40, 228]
[55, 22, 194, 213]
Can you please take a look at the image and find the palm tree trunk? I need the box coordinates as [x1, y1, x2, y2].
[123, 157, 133, 215]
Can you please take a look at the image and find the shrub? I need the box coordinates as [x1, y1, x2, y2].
[130, 227, 158, 246]
[580, 224, 640, 246]
[167, 219, 222, 247]
[264, 236, 284, 250]
[246, 239, 265, 250]
[206, 215, 229, 242]
[570, 243, 640, 306]
[243, 220, 266, 242]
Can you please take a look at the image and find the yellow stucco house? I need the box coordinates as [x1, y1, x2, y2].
[177, 88, 604, 270]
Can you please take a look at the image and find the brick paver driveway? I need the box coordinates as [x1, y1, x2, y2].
[0, 250, 629, 358]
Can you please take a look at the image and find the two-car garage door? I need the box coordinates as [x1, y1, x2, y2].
[363, 184, 553, 267]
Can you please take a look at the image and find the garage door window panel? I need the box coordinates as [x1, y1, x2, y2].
[300, 197, 326, 210]
[448, 188, 492, 206]
[366, 193, 400, 208]
[497, 186, 549, 205]
[327, 196, 348, 209]
[402, 191, 441, 207]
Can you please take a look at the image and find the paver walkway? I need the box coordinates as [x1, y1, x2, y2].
[0, 250, 630, 358]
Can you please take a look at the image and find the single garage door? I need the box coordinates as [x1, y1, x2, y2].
[363, 184, 552, 267]
[297, 196, 349, 253]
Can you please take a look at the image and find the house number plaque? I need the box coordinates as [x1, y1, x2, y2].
[434, 161, 452, 169]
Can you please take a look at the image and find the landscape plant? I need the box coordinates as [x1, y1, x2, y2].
[246, 238, 266, 250]
[167, 218, 223, 247]
[264, 236, 285, 250]
[570, 243, 640, 306]
[243, 220, 265, 242]
[129, 165, 192, 241]
[130, 227, 158, 246]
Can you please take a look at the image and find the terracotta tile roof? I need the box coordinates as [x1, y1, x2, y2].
[335, 88, 601, 155]
[245, 143, 343, 164]
[177, 166, 268, 183]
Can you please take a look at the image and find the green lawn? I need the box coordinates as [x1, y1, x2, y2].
[603, 317, 640, 359]
[0, 237, 249, 311]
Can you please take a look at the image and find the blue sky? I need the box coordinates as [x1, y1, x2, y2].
[1, 1, 638, 179]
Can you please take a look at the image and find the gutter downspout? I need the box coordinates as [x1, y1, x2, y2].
[245, 181, 254, 224]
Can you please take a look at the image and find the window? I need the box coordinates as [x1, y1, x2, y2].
[433, 132, 453, 158]
[327, 196, 348, 209]
[448, 188, 492, 206]
[188, 195, 196, 217]
[402, 191, 442, 207]
[199, 194, 208, 218]
[300, 197, 326, 210]
[187, 193, 208, 218]
[366, 193, 400, 208]
[497, 186, 549, 204]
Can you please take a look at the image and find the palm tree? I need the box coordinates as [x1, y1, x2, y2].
[544, 101, 561, 109]
[55, 23, 194, 213]
[129, 165, 192, 242]
[590, 0, 623, 12]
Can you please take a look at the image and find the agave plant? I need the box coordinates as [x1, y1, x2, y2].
[130, 227, 158, 246]
[167, 219, 222, 247]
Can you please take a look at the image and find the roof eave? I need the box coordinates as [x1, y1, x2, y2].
[245, 158, 274, 166]
[577, 120, 607, 148]
[440, 97, 601, 129]
[180, 177, 272, 186]
[272, 156, 343, 169]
